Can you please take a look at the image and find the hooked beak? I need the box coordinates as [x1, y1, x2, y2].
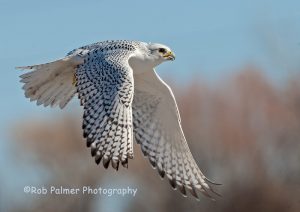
[163, 51, 176, 61]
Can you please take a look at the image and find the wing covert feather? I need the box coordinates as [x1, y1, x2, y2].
[76, 49, 135, 170]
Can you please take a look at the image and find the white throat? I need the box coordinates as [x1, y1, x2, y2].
[129, 50, 162, 75]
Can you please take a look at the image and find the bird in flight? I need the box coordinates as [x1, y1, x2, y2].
[17, 40, 220, 200]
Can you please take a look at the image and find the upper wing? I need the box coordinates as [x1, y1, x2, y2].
[75, 49, 135, 170]
[133, 70, 220, 200]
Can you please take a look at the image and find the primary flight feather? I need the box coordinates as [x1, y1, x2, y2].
[17, 40, 220, 200]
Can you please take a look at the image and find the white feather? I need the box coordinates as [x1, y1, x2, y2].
[17, 56, 83, 109]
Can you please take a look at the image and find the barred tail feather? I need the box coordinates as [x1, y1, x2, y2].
[17, 57, 81, 109]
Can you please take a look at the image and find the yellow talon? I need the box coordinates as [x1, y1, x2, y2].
[72, 74, 77, 86]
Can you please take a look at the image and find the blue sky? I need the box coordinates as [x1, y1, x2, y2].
[1, 0, 299, 126]
[0, 0, 300, 210]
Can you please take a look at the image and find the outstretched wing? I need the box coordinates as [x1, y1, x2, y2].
[133, 70, 220, 200]
[75, 49, 135, 170]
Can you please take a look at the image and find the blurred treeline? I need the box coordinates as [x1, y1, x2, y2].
[10, 67, 300, 212]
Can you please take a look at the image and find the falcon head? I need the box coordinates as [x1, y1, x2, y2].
[129, 42, 175, 72]
[147, 43, 176, 62]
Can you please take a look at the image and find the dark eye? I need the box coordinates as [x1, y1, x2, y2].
[158, 48, 167, 54]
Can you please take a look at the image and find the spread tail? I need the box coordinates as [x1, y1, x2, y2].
[17, 57, 81, 109]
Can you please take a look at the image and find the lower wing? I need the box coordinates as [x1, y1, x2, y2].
[132, 69, 221, 200]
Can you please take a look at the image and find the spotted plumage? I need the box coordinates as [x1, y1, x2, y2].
[18, 40, 220, 200]
[71, 41, 139, 169]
